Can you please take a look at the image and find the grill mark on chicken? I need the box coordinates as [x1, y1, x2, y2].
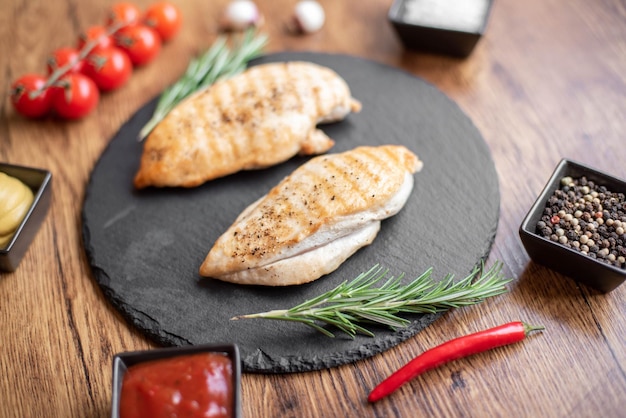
[134, 62, 361, 188]
[200, 145, 422, 285]
[226, 78, 248, 163]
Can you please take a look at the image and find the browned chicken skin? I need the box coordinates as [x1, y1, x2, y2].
[133, 61, 361, 188]
[200, 145, 423, 286]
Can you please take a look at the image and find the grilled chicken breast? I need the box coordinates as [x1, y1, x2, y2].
[199, 145, 423, 286]
[134, 61, 361, 189]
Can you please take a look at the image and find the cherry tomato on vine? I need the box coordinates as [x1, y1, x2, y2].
[52, 73, 100, 119]
[115, 24, 162, 66]
[47, 47, 85, 75]
[78, 25, 114, 55]
[143, 2, 182, 42]
[83, 47, 133, 91]
[106, 2, 142, 28]
[10, 74, 53, 118]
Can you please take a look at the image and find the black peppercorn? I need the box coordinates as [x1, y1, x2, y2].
[535, 176, 626, 269]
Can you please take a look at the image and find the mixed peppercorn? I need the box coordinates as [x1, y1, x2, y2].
[536, 176, 626, 269]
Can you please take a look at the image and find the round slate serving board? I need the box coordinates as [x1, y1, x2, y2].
[82, 52, 500, 373]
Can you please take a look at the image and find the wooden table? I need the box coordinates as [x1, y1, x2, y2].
[2, 0, 625, 417]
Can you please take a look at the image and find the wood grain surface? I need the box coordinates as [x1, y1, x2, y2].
[1, 0, 625, 417]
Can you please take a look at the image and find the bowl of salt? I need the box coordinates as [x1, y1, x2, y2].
[388, 0, 494, 57]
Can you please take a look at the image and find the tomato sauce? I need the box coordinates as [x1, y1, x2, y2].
[119, 352, 234, 418]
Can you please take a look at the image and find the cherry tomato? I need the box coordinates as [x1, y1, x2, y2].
[47, 47, 85, 75]
[143, 2, 182, 42]
[115, 24, 162, 66]
[52, 73, 100, 119]
[83, 47, 133, 91]
[106, 2, 142, 28]
[10, 74, 53, 118]
[78, 25, 114, 55]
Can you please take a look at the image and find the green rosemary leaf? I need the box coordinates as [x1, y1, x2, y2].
[138, 29, 267, 140]
[354, 310, 410, 328]
[231, 262, 512, 338]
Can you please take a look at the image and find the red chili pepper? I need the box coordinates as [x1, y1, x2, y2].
[368, 321, 544, 402]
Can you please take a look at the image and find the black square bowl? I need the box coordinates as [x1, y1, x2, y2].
[111, 343, 241, 418]
[388, 0, 494, 57]
[519, 159, 626, 293]
[0, 163, 52, 272]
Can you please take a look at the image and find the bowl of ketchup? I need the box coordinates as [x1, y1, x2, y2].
[111, 343, 241, 418]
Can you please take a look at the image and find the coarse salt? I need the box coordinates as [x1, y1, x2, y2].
[402, 0, 490, 33]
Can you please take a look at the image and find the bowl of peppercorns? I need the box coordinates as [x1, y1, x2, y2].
[519, 159, 626, 293]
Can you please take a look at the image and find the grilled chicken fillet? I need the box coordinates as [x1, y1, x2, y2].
[199, 145, 423, 286]
[134, 61, 361, 188]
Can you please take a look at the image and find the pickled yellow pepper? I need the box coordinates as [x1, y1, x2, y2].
[0, 172, 34, 248]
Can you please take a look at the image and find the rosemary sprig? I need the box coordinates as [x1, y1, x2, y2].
[231, 262, 512, 338]
[138, 29, 268, 140]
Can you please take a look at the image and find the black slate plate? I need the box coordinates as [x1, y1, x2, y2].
[82, 52, 500, 373]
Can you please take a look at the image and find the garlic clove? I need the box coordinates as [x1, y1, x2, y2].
[221, 0, 263, 31]
[293, 0, 325, 34]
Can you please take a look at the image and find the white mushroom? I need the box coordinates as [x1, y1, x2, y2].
[293, 0, 325, 34]
[221, 0, 263, 31]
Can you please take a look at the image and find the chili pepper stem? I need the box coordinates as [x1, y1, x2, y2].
[522, 322, 545, 334]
